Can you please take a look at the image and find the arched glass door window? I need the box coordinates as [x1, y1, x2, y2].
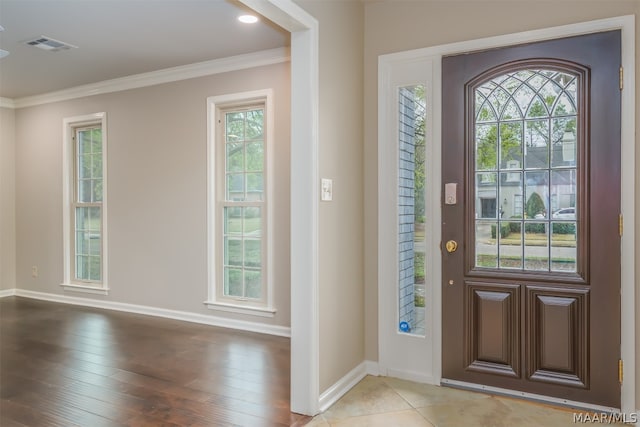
[472, 68, 581, 273]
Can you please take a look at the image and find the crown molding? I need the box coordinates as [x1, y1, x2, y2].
[0, 97, 15, 109]
[11, 47, 290, 109]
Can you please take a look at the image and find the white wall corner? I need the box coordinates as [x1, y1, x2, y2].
[318, 361, 369, 413]
[364, 360, 381, 377]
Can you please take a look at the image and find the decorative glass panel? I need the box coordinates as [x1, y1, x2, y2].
[500, 122, 523, 168]
[397, 84, 426, 336]
[473, 68, 579, 273]
[500, 221, 522, 269]
[476, 124, 498, 170]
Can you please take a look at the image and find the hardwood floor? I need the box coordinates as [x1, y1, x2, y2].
[0, 297, 311, 426]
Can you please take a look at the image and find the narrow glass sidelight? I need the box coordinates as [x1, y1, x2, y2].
[473, 69, 579, 273]
[397, 85, 426, 336]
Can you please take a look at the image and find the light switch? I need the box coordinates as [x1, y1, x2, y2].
[321, 178, 333, 201]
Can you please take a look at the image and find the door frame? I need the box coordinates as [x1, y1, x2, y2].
[239, 0, 320, 416]
[378, 15, 635, 414]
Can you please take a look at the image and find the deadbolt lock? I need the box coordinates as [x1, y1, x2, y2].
[445, 240, 458, 253]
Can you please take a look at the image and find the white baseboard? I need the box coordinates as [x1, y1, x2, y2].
[385, 367, 437, 386]
[11, 289, 291, 337]
[319, 361, 371, 413]
[0, 288, 16, 298]
[364, 360, 380, 377]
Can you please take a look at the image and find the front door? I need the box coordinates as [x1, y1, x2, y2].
[441, 31, 621, 408]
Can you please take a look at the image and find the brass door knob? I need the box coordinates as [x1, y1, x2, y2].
[445, 240, 458, 253]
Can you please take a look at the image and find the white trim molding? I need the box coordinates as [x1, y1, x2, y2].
[0, 288, 16, 298]
[206, 88, 275, 314]
[241, 0, 321, 416]
[318, 361, 369, 413]
[61, 112, 109, 294]
[0, 97, 15, 109]
[13, 289, 291, 337]
[11, 48, 289, 109]
[204, 301, 276, 318]
[61, 283, 110, 295]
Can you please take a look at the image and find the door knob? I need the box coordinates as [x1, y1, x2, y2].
[445, 240, 458, 253]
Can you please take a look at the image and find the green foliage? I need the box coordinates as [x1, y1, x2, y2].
[412, 86, 426, 221]
[491, 223, 511, 239]
[414, 251, 425, 282]
[475, 122, 521, 170]
[525, 192, 545, 218]
[552, 222, 576, 235]
[525, 223, 546, 234]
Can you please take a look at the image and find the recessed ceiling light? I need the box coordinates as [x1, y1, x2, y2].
[238, 15, 258, 24]
[0, 49, 9, 59]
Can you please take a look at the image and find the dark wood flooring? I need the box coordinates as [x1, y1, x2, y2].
[0, 296, 311, 426]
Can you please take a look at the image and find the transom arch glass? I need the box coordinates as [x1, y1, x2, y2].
[472, 67, 581, 273]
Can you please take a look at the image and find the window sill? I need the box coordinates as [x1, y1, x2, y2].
[60, 283, 109, 296]
[204, 300, 276, 318]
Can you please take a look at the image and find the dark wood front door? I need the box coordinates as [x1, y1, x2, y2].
[441, 31, 621, 408]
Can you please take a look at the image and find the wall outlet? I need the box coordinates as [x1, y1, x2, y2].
[31, 266, 38, 278]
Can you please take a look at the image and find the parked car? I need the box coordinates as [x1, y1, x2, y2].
[552, 207, 576, 219]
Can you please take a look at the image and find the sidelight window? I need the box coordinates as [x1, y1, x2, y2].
[397, 84, 426, 335]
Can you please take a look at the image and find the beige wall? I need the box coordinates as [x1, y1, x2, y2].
[363, 0, 639, 407]
[1, 107, 16, 291]
[13, 63, 292, 327]
[295, 0, 366, 393]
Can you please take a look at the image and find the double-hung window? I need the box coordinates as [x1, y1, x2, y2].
[62, 113, 108, 294]
[206, 90, 274, 316]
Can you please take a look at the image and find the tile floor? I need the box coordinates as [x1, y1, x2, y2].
[307, 376, 626, 426]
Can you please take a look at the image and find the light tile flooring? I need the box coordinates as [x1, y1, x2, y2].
[307, 376, 626, 426]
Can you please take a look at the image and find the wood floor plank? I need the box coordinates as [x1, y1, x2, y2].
[0, 296, 311, 426]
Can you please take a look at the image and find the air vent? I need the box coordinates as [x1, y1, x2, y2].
[25, 36, 77, 52]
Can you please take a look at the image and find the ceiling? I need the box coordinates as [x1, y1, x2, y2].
[0, 0, 290, 100]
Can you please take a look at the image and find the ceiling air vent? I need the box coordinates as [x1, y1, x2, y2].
[25, 36, 77, 52]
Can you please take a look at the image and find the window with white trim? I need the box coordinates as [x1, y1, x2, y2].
[206, 90, 275, 316]
[62, 113, 108, 294]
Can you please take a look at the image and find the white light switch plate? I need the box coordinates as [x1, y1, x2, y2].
[321, 178, 333, 201]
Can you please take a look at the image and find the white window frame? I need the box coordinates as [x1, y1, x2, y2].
[205, 89, 275, 317]
[61, 113, 109, 295]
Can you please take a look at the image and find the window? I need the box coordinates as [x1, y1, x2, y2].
[206, 90, 275, 316]
[397, 84, 427, 336]
[473, 68, 579, 272]
[62, 113, 108, 294]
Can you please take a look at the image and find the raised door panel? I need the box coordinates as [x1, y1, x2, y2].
[465, 282, 520, 377]
[526, 286, 589, 388]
